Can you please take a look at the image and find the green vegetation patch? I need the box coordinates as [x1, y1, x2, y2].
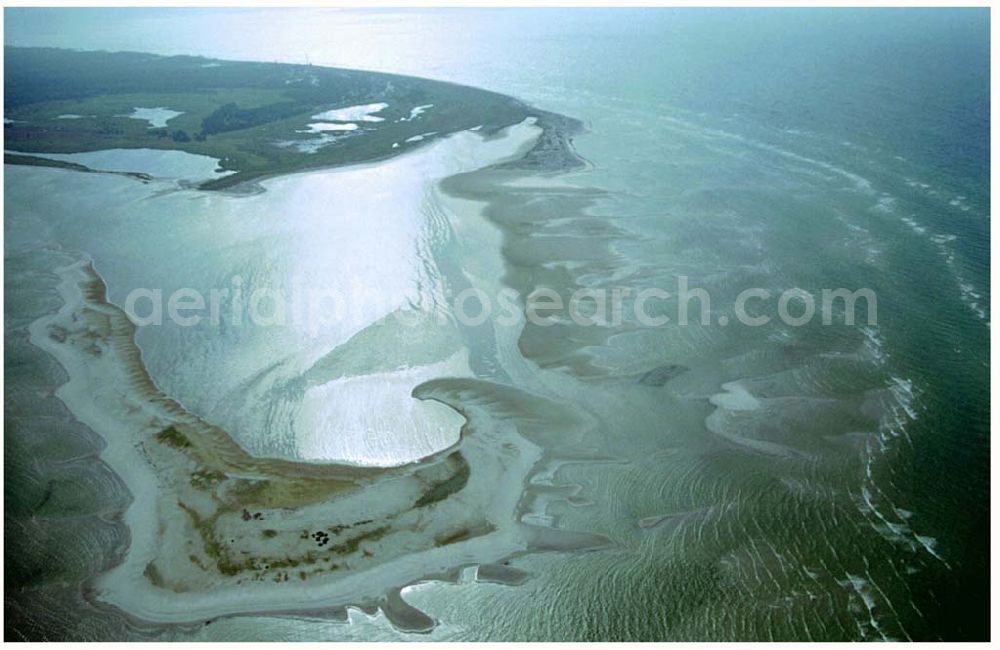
[155, 425, 192, 449]
[5, 47, 542, 190]
[414, 454, 471, 509]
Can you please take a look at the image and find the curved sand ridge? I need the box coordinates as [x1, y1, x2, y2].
[28, 119, 610, 631]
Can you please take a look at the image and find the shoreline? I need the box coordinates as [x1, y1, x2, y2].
[197, 108, 586, 194]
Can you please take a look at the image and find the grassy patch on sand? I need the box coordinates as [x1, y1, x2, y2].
[155, 425, 193, 449]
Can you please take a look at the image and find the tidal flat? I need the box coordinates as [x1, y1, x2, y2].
[6, 90, 605, 631]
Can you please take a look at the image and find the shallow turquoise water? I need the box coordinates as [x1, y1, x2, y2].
[4, 8, 989, 640]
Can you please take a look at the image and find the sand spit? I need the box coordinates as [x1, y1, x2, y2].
[31, 259, 609, 628]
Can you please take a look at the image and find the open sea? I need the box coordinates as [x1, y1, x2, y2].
[4, 8, 990, 641]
